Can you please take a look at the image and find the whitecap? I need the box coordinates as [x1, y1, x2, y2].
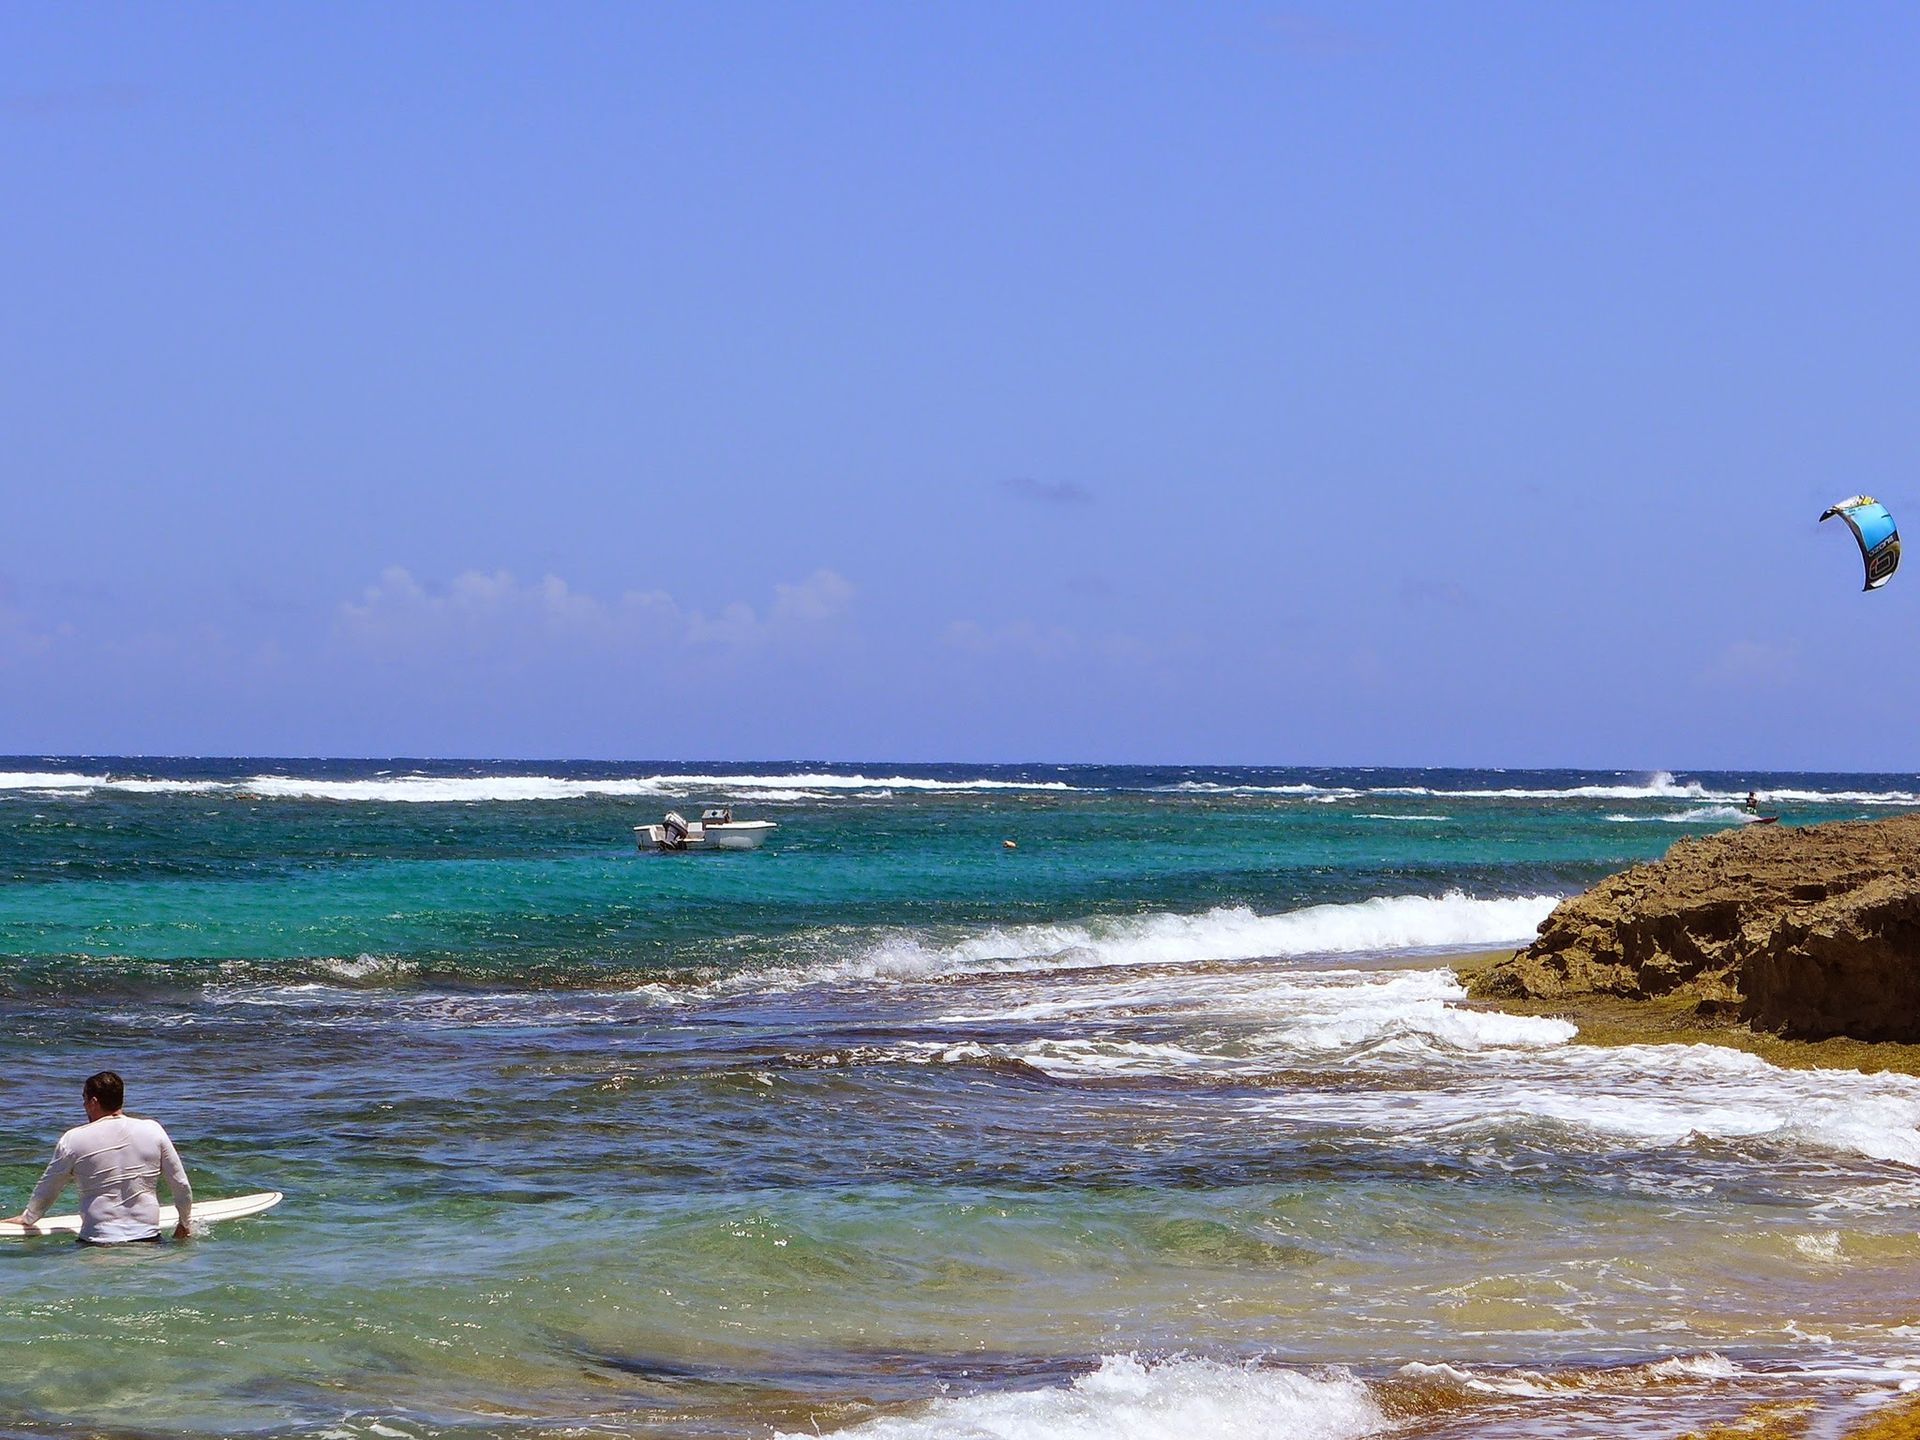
[745, 893, 1557, 992]
[777, 1353, 1387, 1440]
[237, 771, 1077, 802]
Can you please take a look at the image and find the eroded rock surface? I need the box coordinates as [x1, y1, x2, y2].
[1468, 815, 1920, 1041]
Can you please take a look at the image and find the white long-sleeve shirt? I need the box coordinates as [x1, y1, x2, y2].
[22, 1114, 192, 1242]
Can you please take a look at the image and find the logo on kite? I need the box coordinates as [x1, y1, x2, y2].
[1820, 495, 1900, 591]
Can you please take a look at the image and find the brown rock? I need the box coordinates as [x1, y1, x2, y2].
[1467, 815, 1920, 1041]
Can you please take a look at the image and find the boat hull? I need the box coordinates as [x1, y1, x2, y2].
[703, 822, 776, 850]
[635, 820, 776, 852]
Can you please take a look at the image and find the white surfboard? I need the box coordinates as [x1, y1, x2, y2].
[0, 1190, 282, 1238]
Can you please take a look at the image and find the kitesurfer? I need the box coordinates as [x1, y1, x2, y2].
[1745, 791, 1760, 813]
[2, 1071, 192, 1243]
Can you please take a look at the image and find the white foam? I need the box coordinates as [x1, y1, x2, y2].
[103, 778, 230, 793]
[0, 771, 217, 795]
[1638, 805, 1750, 824]
[1237, 1036, 1920, 1171]
[894, 951, 1920, 1172]
[0, 771, 102, 790]
[779, 1354, 1387, 1440]
[910, 967, 1573, 1079]
[1374, 771, 1716, 801]
[0, 770, 222, 795]
[1538, 1044, 1920, 1165]
[764, 893, 1557, 991]
[1395, 1352, 1741, 1398]
[1157, 772, 1725, 802]
[0, 769, 1077, 802]
[1167, 771, 1920, 806]
[1758, 787, 1920, 805]
[1791, 1231, 1844, 1263]
[1605, 806, 1772, 825]
[1153, 781, 1360, 797]
[240, 775, 665, 802]
[314, 954, 417, 984]
[239, 771, 1074, 802]
[1645, 1354, 1744, 1381]
[1304, 994, 1577, 1055]
[753, 929, 1920, 1178]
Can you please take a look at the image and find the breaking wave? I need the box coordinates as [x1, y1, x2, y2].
[0, 771, 1074, 802]
[240, 772, 1079, 801]
[749, 892, 1557, 990]
[0, 771, 226, 795]
[779, 1353, 1387, 1440]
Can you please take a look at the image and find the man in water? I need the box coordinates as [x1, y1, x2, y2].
[3, 1071, 192, 1244]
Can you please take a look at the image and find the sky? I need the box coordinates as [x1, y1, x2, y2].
[4, 2, 1919, 767]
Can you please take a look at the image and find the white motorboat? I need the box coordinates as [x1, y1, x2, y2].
[636, 807, 777, 852]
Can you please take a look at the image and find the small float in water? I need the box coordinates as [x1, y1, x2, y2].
[635, 807, 777, 852]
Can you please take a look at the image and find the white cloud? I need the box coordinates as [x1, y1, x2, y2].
[771, 569, 856, 625]
[337, 567, 853, 657]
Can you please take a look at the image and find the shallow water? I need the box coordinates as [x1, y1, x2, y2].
[4, 760, 1920, 1438]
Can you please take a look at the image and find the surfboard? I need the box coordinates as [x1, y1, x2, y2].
[0, 1190, 282, 1238]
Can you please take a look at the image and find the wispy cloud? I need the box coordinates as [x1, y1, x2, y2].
[1000, 476, 1094, 506]
[944, 619, 1077, 660]
[336, 567, 854, 658]
[768, 569, 855, 624]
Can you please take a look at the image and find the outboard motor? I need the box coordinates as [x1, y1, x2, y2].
[661, 812, 690, 849]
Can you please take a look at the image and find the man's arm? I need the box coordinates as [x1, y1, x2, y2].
[3, 1138, 75, 1228]
[158, 1130, 192, 1239]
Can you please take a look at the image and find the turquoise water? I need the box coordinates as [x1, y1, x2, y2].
[5, 761, 1920, 1439]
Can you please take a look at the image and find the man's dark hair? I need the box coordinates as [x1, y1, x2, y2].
[83, 1071, 124, 1112]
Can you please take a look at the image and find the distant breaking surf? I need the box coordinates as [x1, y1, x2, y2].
[0, 771, 1077, 801]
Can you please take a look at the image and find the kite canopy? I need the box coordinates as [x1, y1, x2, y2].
[1820, 495, 1900, 591]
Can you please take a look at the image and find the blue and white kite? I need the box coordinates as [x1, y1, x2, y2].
[1820, 495, 1900, 591]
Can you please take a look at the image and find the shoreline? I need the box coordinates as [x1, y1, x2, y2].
[1437, 949, 1920, 1078]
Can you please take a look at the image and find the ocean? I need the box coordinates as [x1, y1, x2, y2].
[4, 759, 1920, 1439]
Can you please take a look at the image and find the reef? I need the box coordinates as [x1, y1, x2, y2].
[1468, 815, 1920, 1043]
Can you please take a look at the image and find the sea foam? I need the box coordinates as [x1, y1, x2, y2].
[0, 769, 1075, 801]
[778, 892, 1559, 989]
[236, 771, 1074, 801]
[1604, 805, 1758, 825]
[778, 1354, 1387, 1440]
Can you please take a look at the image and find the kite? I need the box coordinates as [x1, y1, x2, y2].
[1820, 495, 1900, 591]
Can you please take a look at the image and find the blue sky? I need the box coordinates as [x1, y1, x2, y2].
[4, 3, 1918, 766]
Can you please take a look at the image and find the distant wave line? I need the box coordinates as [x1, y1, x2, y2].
[3, 767, 1919, 806]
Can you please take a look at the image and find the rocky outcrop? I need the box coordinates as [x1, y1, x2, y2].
[1469, 815, 1920, 1042]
